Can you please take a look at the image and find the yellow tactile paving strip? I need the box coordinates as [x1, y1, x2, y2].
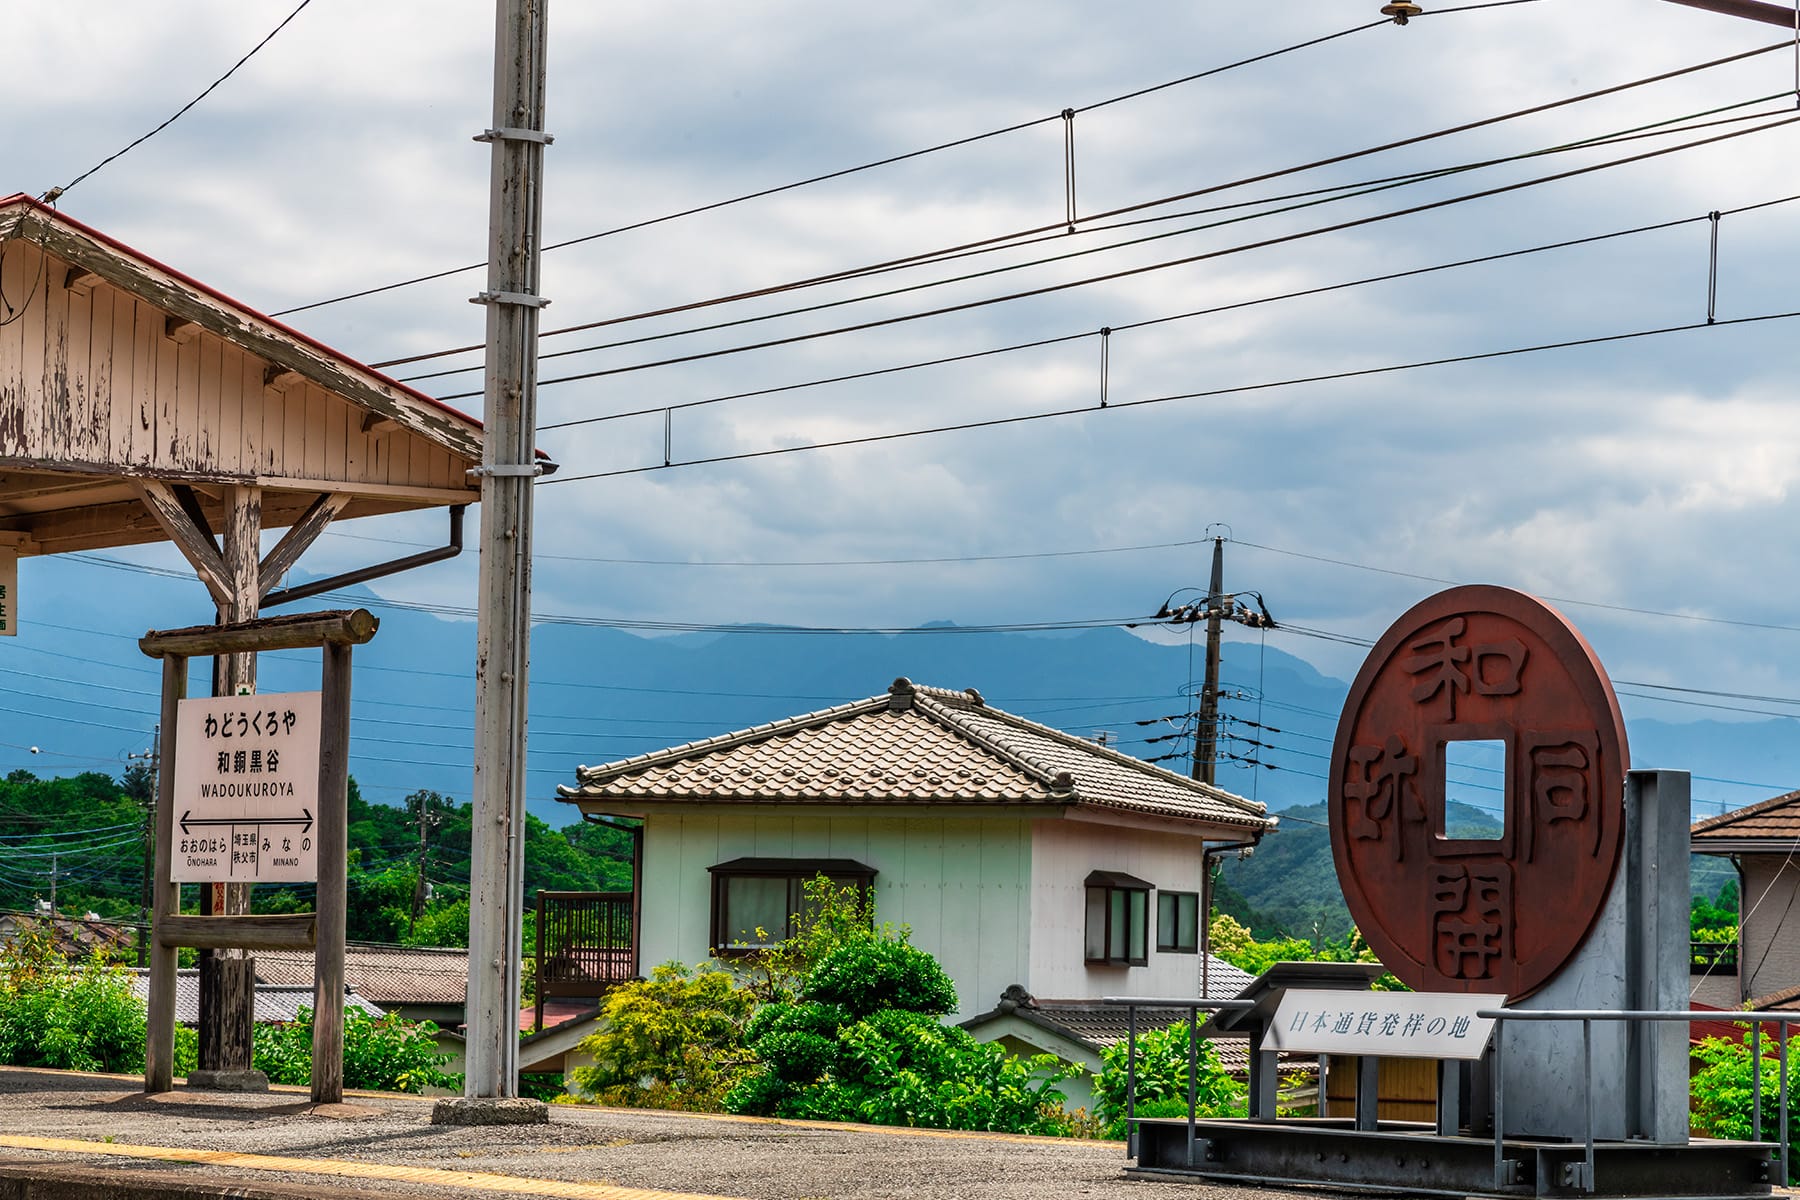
[0, 1135, 743, 1200]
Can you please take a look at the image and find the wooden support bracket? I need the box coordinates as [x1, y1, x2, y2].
[257, 493, 351, 599]
[132, 480, 230, 606]
[63, 268, 103, 297]
[165, 316, 202, 345]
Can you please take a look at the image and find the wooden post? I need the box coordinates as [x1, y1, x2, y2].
[200, 485, 262, 1081]
[144, 654, 187, 1093]
[311, 638, 352, 1105]
[465, 0, 551, 1102]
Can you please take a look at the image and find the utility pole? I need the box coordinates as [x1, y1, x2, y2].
[128, 725, 161, 968]
[1193, 537, 1226, 786]
[443, 0, 552, 1120]
[410, 793, 440, 939]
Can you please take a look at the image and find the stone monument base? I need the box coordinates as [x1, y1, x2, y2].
[429, 1097, 550, 1126]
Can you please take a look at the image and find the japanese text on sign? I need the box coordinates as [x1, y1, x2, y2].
[170, 691, 321, 883]
[1265, 988, 1496, 1059]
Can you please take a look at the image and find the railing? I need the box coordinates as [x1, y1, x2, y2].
[1484, 1008, 1791, 1195]
[1691, 940, 1739, 974]
[1106, 998, 1795, 1195]
[1103, 997, 1254, 1163]
[533, 890, 635, 1032]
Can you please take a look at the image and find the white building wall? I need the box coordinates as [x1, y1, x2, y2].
[637, 810, 1033, 1023]
[1026, 818, 1213, 1002]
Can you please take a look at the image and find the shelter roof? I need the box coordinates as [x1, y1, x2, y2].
[1691, 789, 1800, 851]
[0, 194, 552, 555]
[253, 942, 469, 1007]
[558, 677, 1274, 832]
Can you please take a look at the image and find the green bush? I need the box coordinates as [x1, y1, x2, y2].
[728, 1007, 1075, 1134]
[1093, 1020, 1245, 1139]
[1692, 1031, 1800, 1166]
[802, 938, 959, 1019]
[252, 1008, 459, 1093]
[567, 962, 754, 1110]
[0, 927, 147, 1073]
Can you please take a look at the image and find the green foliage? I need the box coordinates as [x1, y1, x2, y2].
[1692, 1032, 1800, 1179]
[1208, 913, 1406, 992]
[251, 1007, 459, 1093]
[567, 962, 754, 1111]
[728, 1007, 1076, 1134]
[802, 938, 959, 1019]
[1693, 880, 1738, 941]
[1093, 1019, 1246, 1139]
[0, 925, 147, 1072]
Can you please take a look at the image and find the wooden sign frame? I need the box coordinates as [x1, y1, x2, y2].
[139, 608, 377, 1104]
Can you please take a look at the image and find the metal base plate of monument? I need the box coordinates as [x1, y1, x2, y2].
[1130, 1119, 1776, 1200]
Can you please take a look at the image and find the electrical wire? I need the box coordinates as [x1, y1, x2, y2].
[274, 15, 1395, 319]
[494, 112, 1800, 402]
[41, 0, 316, 203]
[410, 93, 1794, 386]
[538, 304, 1800, 485]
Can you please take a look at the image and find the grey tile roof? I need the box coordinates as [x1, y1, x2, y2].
[254, 943, 469, 1007]
[559, 678, 1273, 831]
[128, 970, 383, 1025]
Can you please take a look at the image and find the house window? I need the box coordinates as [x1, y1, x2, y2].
[708, 857, 875, 955]
[1085, 870, 1150, 966]
[1158, 891, 1200, 954]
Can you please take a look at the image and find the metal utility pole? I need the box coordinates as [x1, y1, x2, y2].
[1193, 537, 1226, 786]
[456, 0, 552, 1112]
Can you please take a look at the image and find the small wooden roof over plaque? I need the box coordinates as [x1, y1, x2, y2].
[0, 195, 539, 555]
[1328, 585, 1629, 1001]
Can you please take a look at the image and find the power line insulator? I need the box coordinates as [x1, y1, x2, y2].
[1381, 2, 1423, 22]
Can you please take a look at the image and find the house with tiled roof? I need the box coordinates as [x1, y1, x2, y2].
[557, 677, 1277, 1040]
[1692, 789, 1800, 1008]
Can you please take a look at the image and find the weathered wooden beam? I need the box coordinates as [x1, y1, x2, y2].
[132, 480, 230, 605]
[144, 653, 188, 1094]
[157, 914, 317, 952]
[257, 493, 351, 598]
[139, 608, 378, 658]
[312, 638, 353, 1105]
[165, 316, 202, 345]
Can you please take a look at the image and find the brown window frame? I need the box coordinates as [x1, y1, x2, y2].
[1157, 890, 1200, 954]
[1085, 869, 1151, 967]
[707, 857, 876, 957]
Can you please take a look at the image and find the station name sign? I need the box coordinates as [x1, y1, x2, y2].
[169, 691, 321, 883]
[1265, 988, 1496, 1060]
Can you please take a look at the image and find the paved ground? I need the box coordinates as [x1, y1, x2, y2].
[0, 1068, 1311, 1200]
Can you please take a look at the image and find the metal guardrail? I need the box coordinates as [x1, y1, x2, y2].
[1102, 997, 1254, 1164]
[1480, 1007, 1791, 1195]
[1105, 998, 1794, 1194]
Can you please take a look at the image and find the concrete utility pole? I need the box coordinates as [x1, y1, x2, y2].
[1192, 537, 1226, 786]
[440, 0, 552, 1121]
[1653, 0, 1799, 27]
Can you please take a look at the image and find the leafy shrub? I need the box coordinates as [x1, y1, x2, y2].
[252, 1008, 459, 1093]
[802, 938, 958, 1019]
[0, 926, 147, 1073]
[567, 962, 754, 1110]
[1692, 1031, 1800, 1165]
[1093, 1019, 1245, 1139]
[728, 1007, 1075, 1134]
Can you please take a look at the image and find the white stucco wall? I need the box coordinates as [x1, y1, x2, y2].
[638, 810, 1033, 1022]
[1027, 817, 1214, 1002]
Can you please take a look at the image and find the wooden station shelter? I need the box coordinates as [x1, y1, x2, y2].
[0, 192, 521, 1081]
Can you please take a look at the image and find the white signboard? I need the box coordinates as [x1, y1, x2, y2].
[170, 691, 321, 883]
[1266, 988, 1496, 1060]
[0, 548, 16, 636]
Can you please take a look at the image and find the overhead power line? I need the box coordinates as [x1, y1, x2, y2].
[489, 111, 1800, 402]
[403, 75, 1792, 381]
[274, 15, 1396, 319]
[42, 0, 316, 203]
[536, 305, 1800, 485]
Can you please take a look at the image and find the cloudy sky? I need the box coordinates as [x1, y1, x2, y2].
[9, 0, 1800, 803]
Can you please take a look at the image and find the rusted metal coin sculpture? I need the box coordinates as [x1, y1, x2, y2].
[1329, 585, 1628, 1000]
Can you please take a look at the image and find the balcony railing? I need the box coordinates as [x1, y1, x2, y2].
[1691, 939, 1738, 975]
[533, 890, 636, 1031]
